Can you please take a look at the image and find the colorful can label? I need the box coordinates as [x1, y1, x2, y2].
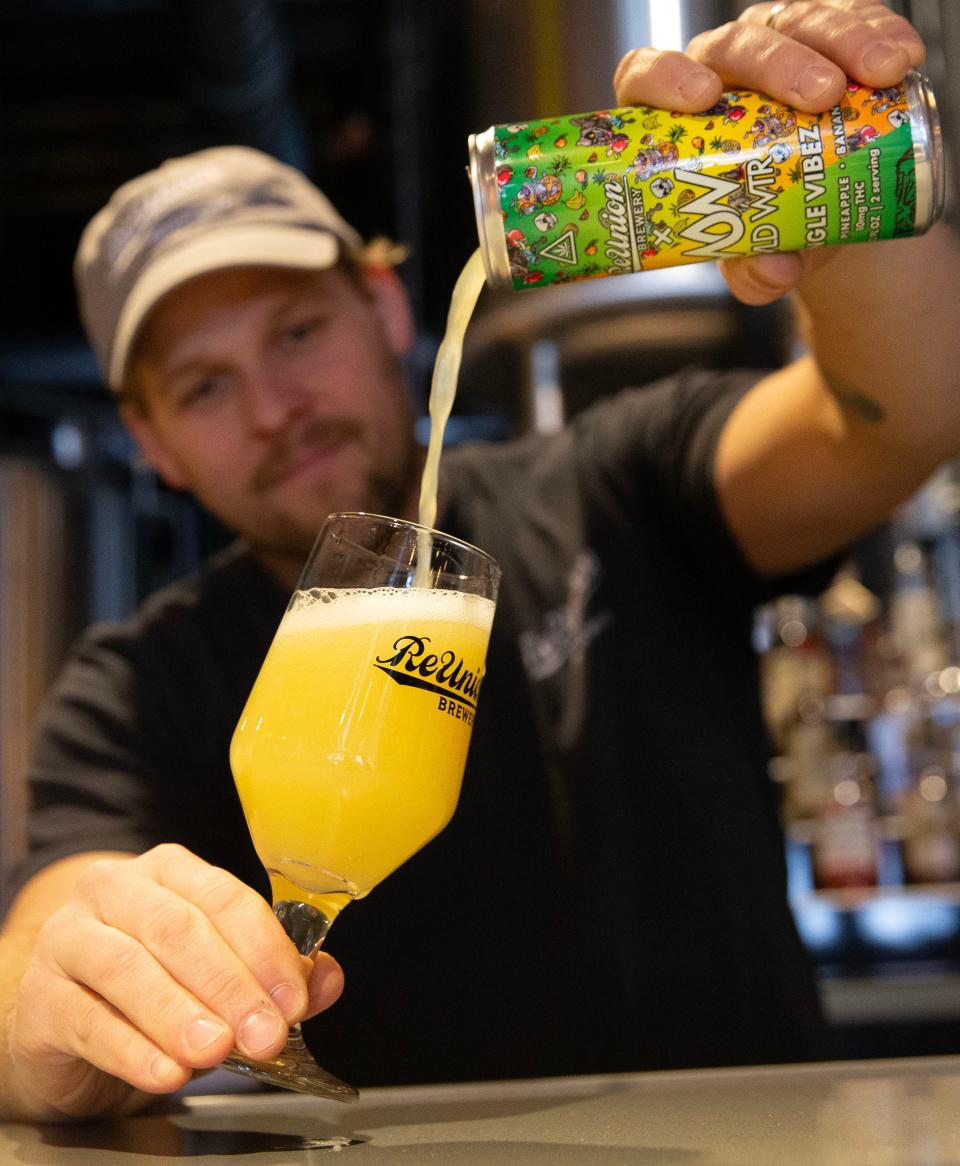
[468, 72, 942, 291]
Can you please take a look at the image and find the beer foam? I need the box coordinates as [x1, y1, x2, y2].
[281, 586, 495, 636]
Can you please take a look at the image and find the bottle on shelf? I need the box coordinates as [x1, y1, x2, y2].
[761, 467, 960, 904]
[889, 540, 948, 691]
[758, 596, 832, 751]
[901, 712, 960, 885]
[810, 725, 880, 892]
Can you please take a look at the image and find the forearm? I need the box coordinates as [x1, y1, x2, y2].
[715, 354, 945, 576]
[614, 2, 955, 574]
[794, 220, 960, 461]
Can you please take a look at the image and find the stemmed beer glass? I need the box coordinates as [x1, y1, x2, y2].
[223, 512, 500, 1101]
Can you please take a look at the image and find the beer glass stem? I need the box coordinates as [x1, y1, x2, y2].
[274, 898, 333, 956]
[220, 898, 357, 1102]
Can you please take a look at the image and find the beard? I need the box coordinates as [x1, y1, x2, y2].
[245, 426, 424, 565]
[207, 331, 425, 579]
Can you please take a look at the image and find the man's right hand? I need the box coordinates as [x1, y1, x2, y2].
[1, 844, 344, 1121]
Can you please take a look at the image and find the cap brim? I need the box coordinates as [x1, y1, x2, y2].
[109, 223, 342, 391]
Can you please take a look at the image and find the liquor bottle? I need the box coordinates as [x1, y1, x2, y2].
[901, 763, 960, 885]
[933, 525, 960, 666]
[819, 566, 881, 712]
[811, 727, 879, 891]
[889, 541, 947, 689]
[759, 595, 832, 750]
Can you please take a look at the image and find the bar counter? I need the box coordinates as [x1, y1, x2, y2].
[3, 1055, 960, 1164]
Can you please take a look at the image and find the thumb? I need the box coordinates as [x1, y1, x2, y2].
[717, 251, 806, 305]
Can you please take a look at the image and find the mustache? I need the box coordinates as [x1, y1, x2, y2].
[251, 417, 364, 492]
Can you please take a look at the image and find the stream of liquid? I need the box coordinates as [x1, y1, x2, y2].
[414, 249, 487, 583]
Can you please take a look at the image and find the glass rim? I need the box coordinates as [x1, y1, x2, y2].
[323, 511, 500, 570]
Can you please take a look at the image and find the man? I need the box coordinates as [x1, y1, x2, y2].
[2, 0, 957, 1123]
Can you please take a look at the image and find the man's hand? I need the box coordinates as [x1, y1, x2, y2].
[2, 846, 343, 1121]
[611, 2, 960, 577]
[613, 0, 926, 304]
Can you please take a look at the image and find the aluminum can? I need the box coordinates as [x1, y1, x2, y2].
[468, 71, 943, 291]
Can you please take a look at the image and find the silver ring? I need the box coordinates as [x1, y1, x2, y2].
[766, 0, 802, 30]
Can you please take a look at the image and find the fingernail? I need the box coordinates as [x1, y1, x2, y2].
[150, 1052, 181, 1083]
[678, 67, 716, 105]
[750, 253, 803, 291]
[795, 65, 838, 103]
[239, 1009, 284, 1056]
[270, 982, 303, 1022]
[185, 1016, 228, 1052]
[863, 41, 904, 72]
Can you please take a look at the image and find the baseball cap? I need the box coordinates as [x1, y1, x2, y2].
[74, 146, 365, 393]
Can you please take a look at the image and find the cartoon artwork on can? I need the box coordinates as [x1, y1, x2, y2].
[468, 73, 942, 291]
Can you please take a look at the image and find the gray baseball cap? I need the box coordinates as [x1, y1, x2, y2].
[74, 146, 364, 393]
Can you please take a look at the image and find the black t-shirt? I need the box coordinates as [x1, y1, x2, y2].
[11, 368, 835, 1085]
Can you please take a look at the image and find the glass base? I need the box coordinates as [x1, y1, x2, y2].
[221, 1023, 358, 1103]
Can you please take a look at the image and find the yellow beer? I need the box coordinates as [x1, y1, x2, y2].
[231, 585, 495, 915]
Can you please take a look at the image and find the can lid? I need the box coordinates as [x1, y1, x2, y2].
[906, 70, 945, 232]
[468, 128, 512, 288]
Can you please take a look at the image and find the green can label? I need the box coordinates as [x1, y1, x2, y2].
[481, 79, 928, 290]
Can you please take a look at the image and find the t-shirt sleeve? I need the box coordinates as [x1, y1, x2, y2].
[569, 366, 841, 604]
[3, 623, 169, 912]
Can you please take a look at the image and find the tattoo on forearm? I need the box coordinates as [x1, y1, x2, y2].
[824, 376, 886, 423]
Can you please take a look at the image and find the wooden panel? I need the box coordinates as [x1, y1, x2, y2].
[0, 459, 71, 903]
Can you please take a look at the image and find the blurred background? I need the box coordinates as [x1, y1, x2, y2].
[1, 0, 958, 1063]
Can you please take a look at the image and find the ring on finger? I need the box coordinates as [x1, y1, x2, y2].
[766, 0, 804, 30]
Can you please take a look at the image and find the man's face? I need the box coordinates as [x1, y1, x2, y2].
[125, 264, 421, 575]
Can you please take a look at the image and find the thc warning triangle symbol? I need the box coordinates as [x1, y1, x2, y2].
[540, 229, 578, 265]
